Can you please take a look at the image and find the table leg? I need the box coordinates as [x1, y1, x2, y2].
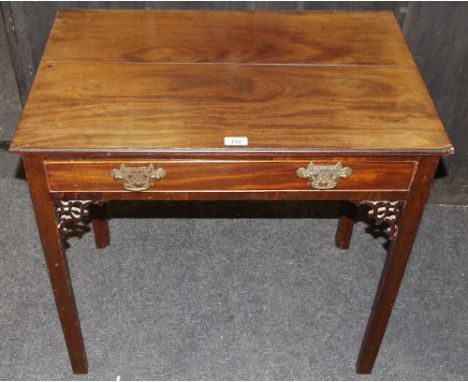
[91, 203, 110, 249]
[356, 158, 439, 373]
[23, 155, 88, 374]
[336, 201, 357, 249]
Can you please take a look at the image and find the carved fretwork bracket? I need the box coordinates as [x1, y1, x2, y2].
[355, 201, 406, 240]
[54, 200, 103, 239]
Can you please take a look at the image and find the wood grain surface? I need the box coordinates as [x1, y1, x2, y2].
[45, 159, 416, 192]
[41, 9, 414, 65]
[11, 62, 452, 153]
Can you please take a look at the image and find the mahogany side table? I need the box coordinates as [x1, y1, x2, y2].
[10, 10, 454, 374]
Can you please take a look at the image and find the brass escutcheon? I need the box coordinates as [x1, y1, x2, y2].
[296, 162, 352, 190]
[110, 163, 166, 191]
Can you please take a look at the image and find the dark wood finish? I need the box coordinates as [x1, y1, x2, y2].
[356, 157, 439, 373]
[45, 159, 417, 192]
[90, 203, 109, 249]
[5, 3, 468, 205]
[9, 10, 454, 375]
[335, 202, 357, 249]
[1, 3, 411, 97]
[22, 154, 87, 374]
[11, 62, 452, 154]
[42, 10, 414, 65]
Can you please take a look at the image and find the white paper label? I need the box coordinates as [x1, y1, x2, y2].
[224, 136, 248, 146]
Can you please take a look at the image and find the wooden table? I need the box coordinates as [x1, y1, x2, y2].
[10, 10, 453, 374]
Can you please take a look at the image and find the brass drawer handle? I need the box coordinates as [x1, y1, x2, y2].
[296, 162, 352, 190]
[110, 164, 166, 191]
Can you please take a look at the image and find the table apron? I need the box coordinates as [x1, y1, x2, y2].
[44, 159, 417, 195]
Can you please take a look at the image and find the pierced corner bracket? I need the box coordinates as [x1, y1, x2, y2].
[355, 200, 406, 240]
[54, 200, 104, 239]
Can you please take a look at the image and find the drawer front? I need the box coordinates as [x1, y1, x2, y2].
[45, 159, 416, 192]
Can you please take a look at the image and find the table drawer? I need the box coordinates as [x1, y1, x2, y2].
[45, 159, 416, 192]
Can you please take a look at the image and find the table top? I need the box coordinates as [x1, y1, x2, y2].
[11, 9, 453, 155]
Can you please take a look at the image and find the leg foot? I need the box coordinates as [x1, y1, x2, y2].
[356, 158, 439, 373]
[23, 155, 88, 374]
